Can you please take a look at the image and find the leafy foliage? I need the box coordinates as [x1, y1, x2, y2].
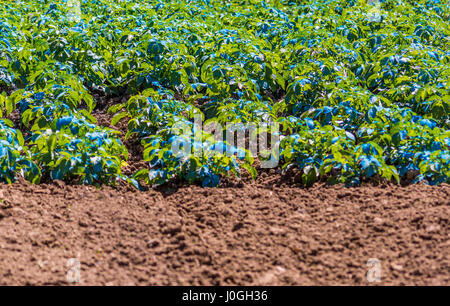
[0, 0, 448, 187]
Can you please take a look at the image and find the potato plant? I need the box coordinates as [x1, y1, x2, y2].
[0, 0, 448, 187]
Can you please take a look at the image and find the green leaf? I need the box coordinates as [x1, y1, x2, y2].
[111, 112, 128, 126]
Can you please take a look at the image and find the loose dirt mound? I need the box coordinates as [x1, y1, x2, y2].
[0, 180, 448, 285]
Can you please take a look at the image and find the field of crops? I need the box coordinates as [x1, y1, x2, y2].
[0, 0, 449, 287]
[0, 0, 448, 188]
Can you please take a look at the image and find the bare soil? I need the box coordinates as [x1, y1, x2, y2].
[0, 179, 448, 285]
